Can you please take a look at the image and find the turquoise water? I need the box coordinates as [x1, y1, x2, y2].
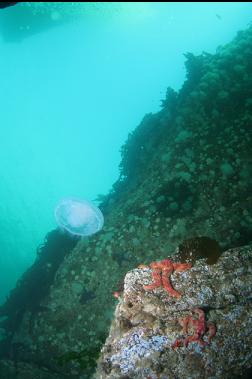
[0, 2, 251, 304]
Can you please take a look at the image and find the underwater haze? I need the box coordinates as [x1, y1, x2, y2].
[0, 1, 251, 305]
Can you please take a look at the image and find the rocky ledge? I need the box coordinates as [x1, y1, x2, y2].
[96, 244, 252, 379]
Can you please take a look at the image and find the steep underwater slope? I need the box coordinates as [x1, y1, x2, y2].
[0, 26, 251, 379]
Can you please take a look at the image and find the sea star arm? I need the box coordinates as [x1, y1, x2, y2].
[173, 262, 192, 272]
[161, 267, 182, 298]
[193, 308, 206, 336]
[143, 268, 162, 290]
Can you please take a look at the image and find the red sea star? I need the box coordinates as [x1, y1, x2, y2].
[172, 308, 216, 348]
[140, 259, 192, 298]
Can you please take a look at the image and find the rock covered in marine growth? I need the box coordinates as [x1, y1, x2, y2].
[95, 245, 252, 379]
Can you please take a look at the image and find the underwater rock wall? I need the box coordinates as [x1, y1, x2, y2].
[0, 26, 252, 378]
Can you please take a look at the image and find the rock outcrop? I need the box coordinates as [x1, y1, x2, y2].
[95, 244, 252, 379]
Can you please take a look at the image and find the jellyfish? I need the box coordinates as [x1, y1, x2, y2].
[54, 198, 104, 236]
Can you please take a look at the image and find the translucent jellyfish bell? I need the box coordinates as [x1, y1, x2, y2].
[55, 198, 104, 236]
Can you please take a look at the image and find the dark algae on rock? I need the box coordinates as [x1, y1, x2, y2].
[1, 26, 252, 378]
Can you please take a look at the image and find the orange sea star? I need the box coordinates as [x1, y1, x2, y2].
[172, 308, 216, 348]
[140, 259, 192, 298]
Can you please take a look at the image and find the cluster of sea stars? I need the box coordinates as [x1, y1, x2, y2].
[140, 258, 216, 348]
[172, 307, 216, 348]
[139, 258, 192, 298]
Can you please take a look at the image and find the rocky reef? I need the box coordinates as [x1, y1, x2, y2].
[95, 244, 252, 379]
[0, 26, 252, 378]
